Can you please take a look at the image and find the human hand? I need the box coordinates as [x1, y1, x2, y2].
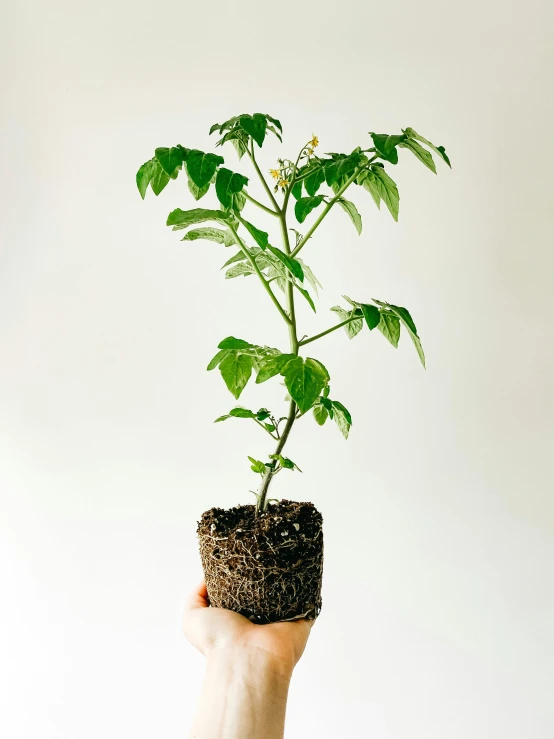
[182, 579, 314, 676]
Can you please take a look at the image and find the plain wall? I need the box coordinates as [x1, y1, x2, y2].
[1, 0, 553, 737]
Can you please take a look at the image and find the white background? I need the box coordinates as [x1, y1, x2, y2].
[1, 0, 553, 737]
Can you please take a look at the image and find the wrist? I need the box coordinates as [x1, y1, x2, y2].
[206, 644, 294, 686]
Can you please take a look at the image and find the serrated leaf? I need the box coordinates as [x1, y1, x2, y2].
[151, 160, 170, 195]
[215, 167, 249, 209]
[219, 352, 253, 399]
[168, 208, 230, 231]
[377, 311, 401, 348]
[402, 128, 451, 168]
[330, 306, 363, 339]
[283, 356, 329, 413]
[295, 285, 316, 313]
[136, 159, 156, 199]
[182, 227, 236, 246]
[266, 244, 304, 281]
[229, 407, 255, 418]
[304, 165, 325, 196]
[337, 198, 362, 235]
[186, 150, 224, 188]
[239, 114, 267, 147]
[218, 336, 254, 350]
[225, 262, 255, 279]
[398, 139, 437, 173]
[256, 353, 296, 383]
[331, 400, 352, 439]
[296, 259, 322, 295]
[207, 348, 230, 371]
[369, 167, 400, 221]
[360, 304, 380, 330]
[240, 218, 269, 249]
[295, 195, 325, 224]
[313, 404, 328, 426]
[155, 146, 188, 176]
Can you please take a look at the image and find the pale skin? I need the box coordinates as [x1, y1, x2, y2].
[183, 579, 314, 739]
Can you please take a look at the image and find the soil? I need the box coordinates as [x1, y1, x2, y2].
[197, 499, 323, 624]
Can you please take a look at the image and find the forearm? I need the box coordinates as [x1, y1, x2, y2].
[189, 646, 293, 739]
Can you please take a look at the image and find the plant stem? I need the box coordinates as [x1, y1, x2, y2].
[291, 156, 378, 258]
[243, 190, 280, 217]
[247, 140, 281, 213]
[227, 224, 292, 326]
[299, 315, 361, 346]
[256, 209, 299, 513]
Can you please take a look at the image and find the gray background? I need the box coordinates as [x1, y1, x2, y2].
[1, 0, 553, 736]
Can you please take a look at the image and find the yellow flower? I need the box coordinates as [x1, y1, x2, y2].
[269, 168, 280, 180]
[310, 134, 319, 148]
[277, 179, 290, 189]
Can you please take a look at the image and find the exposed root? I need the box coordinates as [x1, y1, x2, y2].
[197, 500, 324, 624]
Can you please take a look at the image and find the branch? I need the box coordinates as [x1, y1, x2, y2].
[243, 190, 280, 217]
[226, 223, 292, 326]
[247, 140, 281, 213]
[299, 315, 360, 347]
[291, 155, 379, 258]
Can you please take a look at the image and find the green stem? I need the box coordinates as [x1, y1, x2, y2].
[254, 418, 278, 440]
[291, 156, 378, 258]
[247, 140, 281, 213]
[227, 224, 292, 326]
[299, 315, 361, 346]
[256, 208, 299, 514]
[243, 190, 280, 217]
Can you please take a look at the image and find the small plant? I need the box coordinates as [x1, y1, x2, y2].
[137, 114, 450, 511]
[136, 114, 451, 622]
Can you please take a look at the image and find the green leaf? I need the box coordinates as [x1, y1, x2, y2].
[295, 259, 322, 295]
[337, 198, 362, 235]
[168, 208, 230, 231]
[266, 244, 304, 281]
[215, 167, 249, 209]
[214, 414, 231, 422]
[295, 285, 316, 313]
[240, 218, 269, 249]
[369, 133, 407, 165]
[283, 356, 330, 413]
[304, 166, 326, 196]
[377, 311, 401, 348]
[150, 161, 170, 195]
[266, 115, 282, 133]
[291, 180, 303, 200]
[360, 304, 380, 330]
[136, 159, 156, 199]
[402, 128, 451, 168]
[313, 404, 328, 426]
[331, 400, 352, 439]
[248, 456, 266, 474]
[369, 167, 400, 221]
[256, 408, 271, 421]
[359, 170, 381, 209]
[186, 150, 224, 188]
[187, 173, 211, 201]
[239, 114, 267, 147]
[330, 306, 363, 339]
[229, 407, 255, 418]
[207, 348, 230, 371]
[221, 250, 248, 268]
[219, 352, 253, 399]
[398, 140, 437, 173]
[264, 423, 276, 433]
[225, 262, 254, 279]
[295, 195, 325, 224]
[256, 353, 296, 383]
[182, 227, 236, 246]
[218, 336, 254, 350]
[155, 146, 188, 176]
[376, 301, 426, 367]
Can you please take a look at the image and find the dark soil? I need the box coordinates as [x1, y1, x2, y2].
[197, 500, 323, 624]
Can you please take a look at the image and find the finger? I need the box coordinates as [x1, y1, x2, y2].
[184, 578, 209, 612]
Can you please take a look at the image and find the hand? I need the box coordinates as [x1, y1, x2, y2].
[183, 579, 314, 676]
